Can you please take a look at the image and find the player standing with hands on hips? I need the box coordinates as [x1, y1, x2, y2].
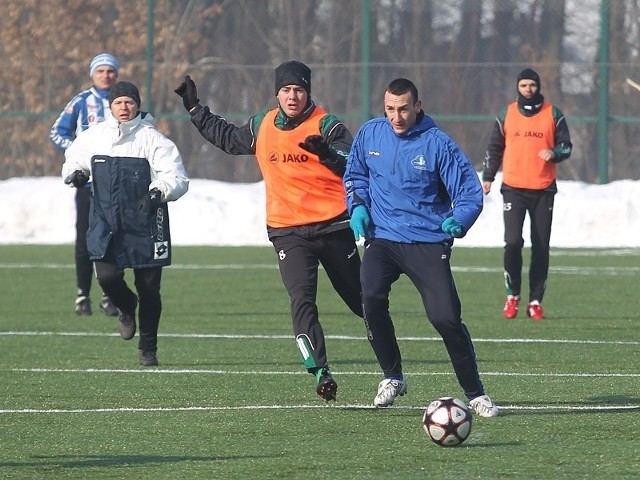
[344, 77, 499, 417]
[175, 61, 363, 402]
[62, 81, 189, 366]
[482, 68, 572, 320]
[50, 53, 121, 317]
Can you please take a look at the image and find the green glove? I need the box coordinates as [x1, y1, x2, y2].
[442, 217, 464, 238]
[350, 205, 371, 241]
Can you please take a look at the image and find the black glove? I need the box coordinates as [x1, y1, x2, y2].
[139, 188, 162, 214]
[298, 135, 331, 160]
[64, 170, 89, 188]
[299, 135, 346, 177]
[174, 75, 199, 111]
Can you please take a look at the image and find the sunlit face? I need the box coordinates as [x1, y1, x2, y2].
[277, 85, 308, 118]
[110, 97, 139, 122]
[92, 66, 118, 90]
[384, 90, 421, 135]
[517, 79, 538, 99]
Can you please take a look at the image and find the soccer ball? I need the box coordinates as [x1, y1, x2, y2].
[422, 397, 473, 447]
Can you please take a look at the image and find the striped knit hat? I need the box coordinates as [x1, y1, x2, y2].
[89, 53, 119, 78]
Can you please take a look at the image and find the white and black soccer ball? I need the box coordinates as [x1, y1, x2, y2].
[422, 397, 473, 447]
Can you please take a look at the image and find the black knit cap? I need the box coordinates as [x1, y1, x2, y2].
[109, 81, 141, 107]
[274, 60, 311, 95]
[517, 68, 541, 91]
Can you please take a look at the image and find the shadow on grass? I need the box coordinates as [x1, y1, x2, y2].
[455, 441, 522, 448]
[332, 358, 390, 367]
[588, 394, 640, 403]
[0, 453, 269, 469]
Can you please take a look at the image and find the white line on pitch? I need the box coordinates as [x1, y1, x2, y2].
[6, 368, 639, 378]
[0, 403, 638, 415]
[0, 331, 638, 346]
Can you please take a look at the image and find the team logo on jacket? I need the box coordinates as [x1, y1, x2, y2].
[514, 130, 544, 138]
[268, 151, 309, 163]
[411, 155, 428, 170]
[154, 241, 169, 260]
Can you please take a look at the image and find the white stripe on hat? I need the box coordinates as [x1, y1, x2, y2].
[89, 53, 119, 78]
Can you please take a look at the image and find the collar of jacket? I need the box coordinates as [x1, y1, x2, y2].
[107, 113, 145, 141]
[276, 99, 315, 130]
[389, 110, 434, 137]
[92, 86, 110, 99]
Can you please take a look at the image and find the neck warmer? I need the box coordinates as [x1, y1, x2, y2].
[518, 92, 544, 115]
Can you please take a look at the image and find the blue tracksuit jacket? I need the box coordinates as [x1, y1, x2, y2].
[49, 87, 111, 152]
[344, 113, 483, 243]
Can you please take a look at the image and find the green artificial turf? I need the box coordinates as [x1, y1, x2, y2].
[0, 245, 638, 479]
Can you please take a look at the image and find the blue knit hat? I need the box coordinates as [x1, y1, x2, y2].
[89, 53, 119, 78]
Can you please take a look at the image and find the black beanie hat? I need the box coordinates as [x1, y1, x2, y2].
[517, 68, 541, 91]
[274, 60, 311, 95]
[109, 81, 141, 107]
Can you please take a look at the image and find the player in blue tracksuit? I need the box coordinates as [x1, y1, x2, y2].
[344, 78, 499, 417]
[49, 53, 120, 317]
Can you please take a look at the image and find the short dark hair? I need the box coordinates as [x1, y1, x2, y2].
[386, 78, 419, 103]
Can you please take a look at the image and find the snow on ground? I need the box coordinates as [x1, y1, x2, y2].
[1, 175, 638, 248]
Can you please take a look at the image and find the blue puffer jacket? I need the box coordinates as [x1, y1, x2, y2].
[344, 113, 483, 243]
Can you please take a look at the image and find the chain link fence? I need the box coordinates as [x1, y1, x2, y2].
[2, 0, 639, 183]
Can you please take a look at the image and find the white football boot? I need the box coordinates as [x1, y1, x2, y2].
[373, 376, 407, 407]
[469, 394, 500, 417]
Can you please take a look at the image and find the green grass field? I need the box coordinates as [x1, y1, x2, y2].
[0, 245, 638, 479]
